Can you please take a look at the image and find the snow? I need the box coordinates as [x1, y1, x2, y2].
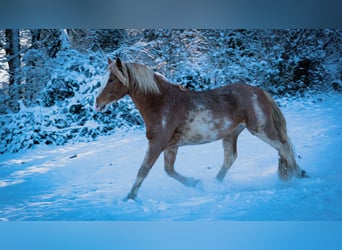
[0, 93, 341, 220]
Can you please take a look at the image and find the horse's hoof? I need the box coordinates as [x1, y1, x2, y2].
[186, 178, 203, 190]
[295, 170, 308, 179]
[301, 170, 309, 178]
[194, 180, 204, 191]
[215, 175, 224, 183]
[188, 178, 204, 191]
[124, 192, 137, 201]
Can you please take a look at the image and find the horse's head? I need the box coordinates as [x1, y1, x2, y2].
[95, 58, 129, 112]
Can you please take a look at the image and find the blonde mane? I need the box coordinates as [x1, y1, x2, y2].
[109, 62, 160, 94]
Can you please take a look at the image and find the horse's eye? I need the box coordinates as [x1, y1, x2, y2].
[109, 78, 114, 83]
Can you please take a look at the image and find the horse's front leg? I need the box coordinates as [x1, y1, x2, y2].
[125, 141, 163, 200]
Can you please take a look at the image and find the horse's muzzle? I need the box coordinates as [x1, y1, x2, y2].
[95, 103, 106, 112]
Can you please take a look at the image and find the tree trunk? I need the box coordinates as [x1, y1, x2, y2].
[5, 29, 21, 85]
[30, 29, 41, 45]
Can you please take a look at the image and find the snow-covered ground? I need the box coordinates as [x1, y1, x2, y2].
[0, 93, 341, 220]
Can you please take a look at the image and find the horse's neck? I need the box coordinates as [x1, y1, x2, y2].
[129, 91, 162, 113]
[128, 81, 168, 121]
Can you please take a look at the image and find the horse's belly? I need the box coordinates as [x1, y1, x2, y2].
[177, 110, 233, 145]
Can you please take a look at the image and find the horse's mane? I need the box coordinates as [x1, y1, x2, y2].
[109, 62, 161, 94]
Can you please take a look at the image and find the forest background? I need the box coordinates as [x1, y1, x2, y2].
[1, 29, 341, 154]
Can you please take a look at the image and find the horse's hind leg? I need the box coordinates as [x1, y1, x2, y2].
[216, 125, 244, 182]
[164, 147, 202, 188]
[247, 91, 305, 180]
[249, 129, 305, 180]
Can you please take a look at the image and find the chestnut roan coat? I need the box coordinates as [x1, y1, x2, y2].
[95, 58, 306, 200]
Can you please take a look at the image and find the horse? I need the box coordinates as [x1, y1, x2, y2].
[95, 58, 306, 200]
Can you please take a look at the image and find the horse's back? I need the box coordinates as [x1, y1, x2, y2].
[211, 82, 263, 96]
[193, 82, 261, 113]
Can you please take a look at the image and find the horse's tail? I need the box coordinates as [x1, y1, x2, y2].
[264, 91, 288, 144]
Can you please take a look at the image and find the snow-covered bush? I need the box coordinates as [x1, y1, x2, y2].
[0, 49, 142, 153]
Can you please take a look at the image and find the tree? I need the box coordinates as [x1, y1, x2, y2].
[4, 29, 21, 85]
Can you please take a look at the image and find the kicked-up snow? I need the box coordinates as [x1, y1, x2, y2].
[0, 93, 341, 220]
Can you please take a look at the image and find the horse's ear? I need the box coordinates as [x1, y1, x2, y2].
[116, 58, 123, 69]
[108, 58, 113, 65]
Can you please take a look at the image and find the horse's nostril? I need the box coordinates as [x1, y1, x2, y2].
[95, 103, 101, 112]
